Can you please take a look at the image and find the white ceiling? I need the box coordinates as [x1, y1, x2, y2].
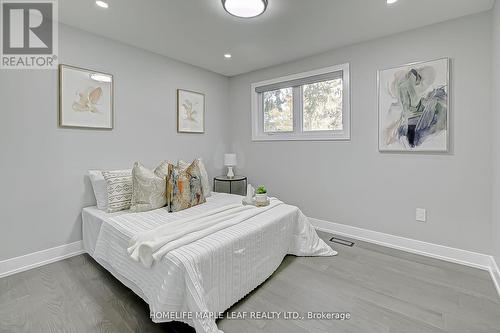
[59, 0, 494, 77]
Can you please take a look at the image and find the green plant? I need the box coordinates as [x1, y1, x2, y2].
[256, 185, 267, 194]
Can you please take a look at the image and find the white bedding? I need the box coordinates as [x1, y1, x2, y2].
[82, 192, 335, 333]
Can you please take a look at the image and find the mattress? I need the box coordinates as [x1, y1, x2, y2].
[82, 192, 335, 333]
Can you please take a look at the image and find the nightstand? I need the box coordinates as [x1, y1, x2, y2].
[213, 175, 247, 195]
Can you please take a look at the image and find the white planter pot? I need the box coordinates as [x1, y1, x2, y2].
[255, 193, 267, 204]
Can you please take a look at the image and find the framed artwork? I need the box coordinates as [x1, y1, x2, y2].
[378, 58, 449, 152]
[177, 89, 205, 133]
[59, 64, 113, 129]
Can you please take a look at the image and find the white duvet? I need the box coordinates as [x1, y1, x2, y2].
[85, 193, 336, 333]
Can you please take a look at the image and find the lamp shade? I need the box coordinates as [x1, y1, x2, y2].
[224, 153, 237, 166]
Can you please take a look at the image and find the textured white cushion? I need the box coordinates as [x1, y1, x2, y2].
[102, 170, 133, 213]
[178, 158, 211, 197]
[130, 162, 167, 213]
[88, 169, 131, 211]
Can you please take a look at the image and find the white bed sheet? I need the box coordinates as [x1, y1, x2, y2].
[82, 192, 334, 333]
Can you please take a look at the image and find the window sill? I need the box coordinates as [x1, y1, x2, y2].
[251, 133, 351, 142]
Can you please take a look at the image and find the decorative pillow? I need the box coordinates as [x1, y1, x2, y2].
[88, 169, 131, 211]
[155, 161, 169, 179]
[102, 170, 133, 213]
[130, 162, 168, 213]
[167, 160, 206, 212]
[178, 158, 211, 197]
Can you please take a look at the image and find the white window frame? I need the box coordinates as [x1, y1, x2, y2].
[251, 63, 350, 141]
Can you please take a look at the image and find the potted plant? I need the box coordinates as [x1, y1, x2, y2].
[255, 185, 267, 205]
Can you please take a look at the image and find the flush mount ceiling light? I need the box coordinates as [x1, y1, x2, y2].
[224, 53, 232, 59]
[95, 0, 109, 9]
[222, 0, 268, 18]
[386, 0, 399, 4]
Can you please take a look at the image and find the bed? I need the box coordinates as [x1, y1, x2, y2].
[82, 192, 335, 333]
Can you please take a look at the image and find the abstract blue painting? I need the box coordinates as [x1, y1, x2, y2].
[378, 58, 449, 152]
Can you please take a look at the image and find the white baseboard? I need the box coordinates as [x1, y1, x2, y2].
[311, 218, 500, 297]
[0, 241, 84, 279]
[489, 257, 500, 298]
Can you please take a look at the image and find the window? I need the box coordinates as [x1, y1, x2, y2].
[263, 88, 293, 132]
[251, 63, 350, 141]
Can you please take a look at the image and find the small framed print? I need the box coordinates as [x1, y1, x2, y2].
[177, 89, 205, 133]
[59, 64, 113, 129]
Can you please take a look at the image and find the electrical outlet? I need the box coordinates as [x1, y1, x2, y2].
[416, 208, 426, 222]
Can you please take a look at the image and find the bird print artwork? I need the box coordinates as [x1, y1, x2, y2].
[72, 86, 103, 113]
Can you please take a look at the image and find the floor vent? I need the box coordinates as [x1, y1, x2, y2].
[330, 237, 354, 247]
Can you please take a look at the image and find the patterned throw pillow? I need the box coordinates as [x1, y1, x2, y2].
[130, 162, 167, 213]
[178, 158, 211, 197]
[88, 169, 131, 211]
[167, 160, 206, 212]
[102, 170, 133, 213]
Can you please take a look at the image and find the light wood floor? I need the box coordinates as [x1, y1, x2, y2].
[1, 232, 499, 333]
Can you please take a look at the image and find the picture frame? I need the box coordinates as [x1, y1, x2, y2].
[177, 89, 205, 133]
[59, 64, 114, 129]
[377, 58, 450, 152]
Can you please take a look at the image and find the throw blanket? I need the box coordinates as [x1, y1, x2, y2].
[128, 199, 285, 267]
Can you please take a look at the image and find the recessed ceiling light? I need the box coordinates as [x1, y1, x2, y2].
[386, 0, 398, 4]
[222, 0, 268, 18]
[224, 54, 232, 59]
[96, 1, 109, 9]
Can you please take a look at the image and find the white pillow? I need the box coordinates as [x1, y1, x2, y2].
[88, 169, 131, 211]
[88, 170, 108, 210]
[178, 158, 211, 197]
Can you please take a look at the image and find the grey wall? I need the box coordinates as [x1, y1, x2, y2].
[1, 12, 496, 262]
[0, 25, 229, 261]
[228, 13, 493, 254]
[492, 1, 500, 263]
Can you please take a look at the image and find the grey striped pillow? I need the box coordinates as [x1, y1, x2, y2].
[102, 170, 133, 213]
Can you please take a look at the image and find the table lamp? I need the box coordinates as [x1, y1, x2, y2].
[224, 153, 237, 178]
